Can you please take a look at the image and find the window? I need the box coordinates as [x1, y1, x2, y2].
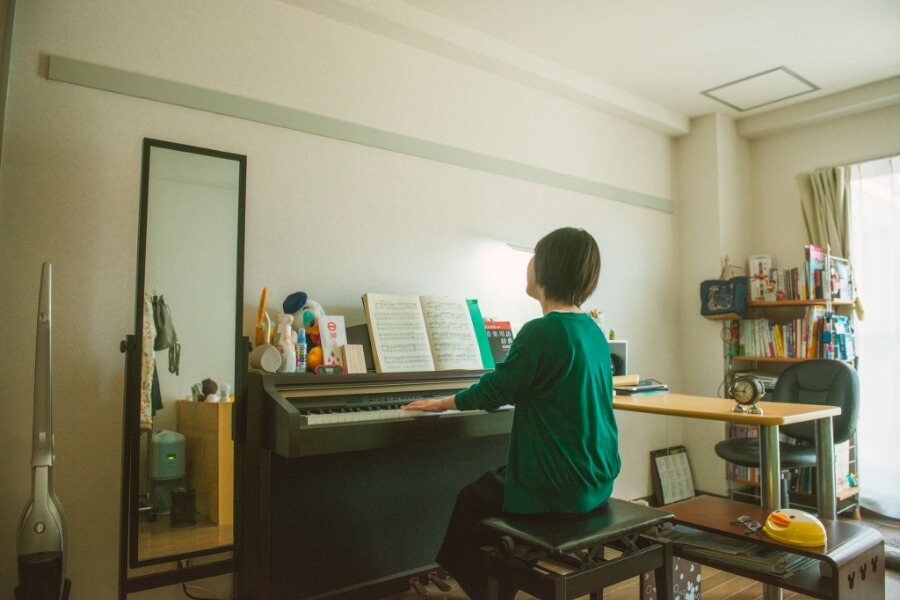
[850, 156, 900, 518]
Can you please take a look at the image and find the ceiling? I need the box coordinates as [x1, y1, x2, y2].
[288, 0, 900, 135]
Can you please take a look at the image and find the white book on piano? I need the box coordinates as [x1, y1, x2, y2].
[362, 293, 486, 373]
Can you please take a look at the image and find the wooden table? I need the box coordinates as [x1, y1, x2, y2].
[613, 393, 842, 518]
[614, 393, 843, 600]
[662, 495, 884, 599]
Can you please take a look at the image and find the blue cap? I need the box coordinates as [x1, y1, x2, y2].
[283, 291, 308, 315]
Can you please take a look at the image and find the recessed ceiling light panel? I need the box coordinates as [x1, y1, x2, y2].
[702, 66, 820, 112]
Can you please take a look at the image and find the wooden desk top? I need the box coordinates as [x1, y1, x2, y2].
[613, 392, 841, 426]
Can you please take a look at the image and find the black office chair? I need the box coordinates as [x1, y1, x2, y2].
[715, 359, 860, 509]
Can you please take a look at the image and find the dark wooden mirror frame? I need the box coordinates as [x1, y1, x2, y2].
[118, 138, 246, 596]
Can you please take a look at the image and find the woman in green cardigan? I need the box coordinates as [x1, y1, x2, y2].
[402, 226, 620, 600]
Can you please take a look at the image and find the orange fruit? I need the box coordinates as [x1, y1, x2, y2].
[307, 346, 324, 371]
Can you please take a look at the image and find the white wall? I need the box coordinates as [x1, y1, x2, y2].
[751, 104, 900, 261]
[0, 1, 682, 597]
[675, 113, 753, 495]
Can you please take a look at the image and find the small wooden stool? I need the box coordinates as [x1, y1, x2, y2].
[481, 498, 674, 600]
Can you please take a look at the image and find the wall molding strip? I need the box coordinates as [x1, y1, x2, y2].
[48, 55, 673, 213]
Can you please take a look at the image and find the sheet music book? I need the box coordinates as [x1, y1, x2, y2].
[362, 293, 489, 373]
[651, 446, 695, 506]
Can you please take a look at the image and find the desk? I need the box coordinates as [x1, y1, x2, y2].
[613, 393, 842, 518]
[614, 394, 843, 600]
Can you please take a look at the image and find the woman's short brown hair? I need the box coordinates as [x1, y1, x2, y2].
[533, 227, 601, 307]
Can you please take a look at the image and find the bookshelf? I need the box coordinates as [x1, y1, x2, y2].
[720, 247, 860, 516]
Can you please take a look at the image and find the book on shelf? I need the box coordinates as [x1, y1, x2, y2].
[834, 440, 854, 493]
[830, 257, 853, 300]
[748, 254, 772, 301]
[483, 320, 514, 364]
[732, 305, 853, 361]
[805, 244, 826, 299]
[831, 314, 855, 360]
[743, 247, 853, 304]
[361, 293, 492, 373]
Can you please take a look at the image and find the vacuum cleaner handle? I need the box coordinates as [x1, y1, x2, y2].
[17, 263, 68, 600]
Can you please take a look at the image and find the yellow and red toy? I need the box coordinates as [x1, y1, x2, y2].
[764, 509, 827, 547]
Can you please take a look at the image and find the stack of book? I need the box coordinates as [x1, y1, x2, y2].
[656, 524, 818, 578]
[730, 309, 855, 360]
[746, 246, 853, 302]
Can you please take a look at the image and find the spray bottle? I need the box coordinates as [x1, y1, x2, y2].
[274, 313, 296, 373]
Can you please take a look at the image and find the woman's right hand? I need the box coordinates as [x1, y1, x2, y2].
[401, 395, 456, 412]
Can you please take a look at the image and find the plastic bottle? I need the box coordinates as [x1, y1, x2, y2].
[296, 328, 308, 373]
[274, 314, 296, 373]
[256, 310, 271, 347]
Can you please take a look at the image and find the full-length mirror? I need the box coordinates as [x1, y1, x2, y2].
[120, 139, 245, 592]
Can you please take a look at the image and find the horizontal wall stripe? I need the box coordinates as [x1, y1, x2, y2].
[48, 55, 673, 213]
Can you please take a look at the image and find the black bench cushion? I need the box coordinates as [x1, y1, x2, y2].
[480, 497, 674, 555]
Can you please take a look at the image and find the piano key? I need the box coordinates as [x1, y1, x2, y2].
[302, 408, 426, 425]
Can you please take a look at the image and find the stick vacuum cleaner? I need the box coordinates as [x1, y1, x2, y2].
[16, 263, 71, 600]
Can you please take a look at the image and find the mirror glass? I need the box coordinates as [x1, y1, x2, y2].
[124, 139, 245, 573]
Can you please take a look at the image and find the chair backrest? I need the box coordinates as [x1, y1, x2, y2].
[773, 359, 859, 444]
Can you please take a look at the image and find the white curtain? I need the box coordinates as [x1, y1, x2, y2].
[850, 156, 900, 518]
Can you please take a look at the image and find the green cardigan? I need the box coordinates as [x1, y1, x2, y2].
[456, 311, 620, 514]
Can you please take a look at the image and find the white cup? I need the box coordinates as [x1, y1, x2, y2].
[249, 343, 281, 373]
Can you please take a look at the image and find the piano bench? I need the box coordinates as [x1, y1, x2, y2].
[480, 498, 675, 600]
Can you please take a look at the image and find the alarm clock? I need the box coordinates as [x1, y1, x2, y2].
[729, 375, 765, 414]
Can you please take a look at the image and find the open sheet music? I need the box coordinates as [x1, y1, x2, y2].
[362, 293, 491, 373]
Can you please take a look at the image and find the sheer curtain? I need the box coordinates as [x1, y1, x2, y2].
[850, 156, 900, 518]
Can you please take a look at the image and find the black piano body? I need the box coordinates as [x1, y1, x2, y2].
[235, 370, 512, 599]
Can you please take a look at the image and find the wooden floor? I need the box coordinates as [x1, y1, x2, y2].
[383, 561, 899, 600]
[135, 503, 898, 598]
[381, 513, 900, 600]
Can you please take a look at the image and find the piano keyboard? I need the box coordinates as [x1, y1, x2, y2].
[298, 405, 430, 425]
[247, 370, 511, 457]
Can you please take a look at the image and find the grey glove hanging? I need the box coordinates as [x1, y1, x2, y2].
[152, 294, 181, 375]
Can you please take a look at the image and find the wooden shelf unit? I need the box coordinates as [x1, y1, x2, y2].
[747, 300, 855, 308]
[721, 249, 860, 515]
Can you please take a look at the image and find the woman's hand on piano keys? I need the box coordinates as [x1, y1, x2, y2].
[401, 395, 457, 412]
